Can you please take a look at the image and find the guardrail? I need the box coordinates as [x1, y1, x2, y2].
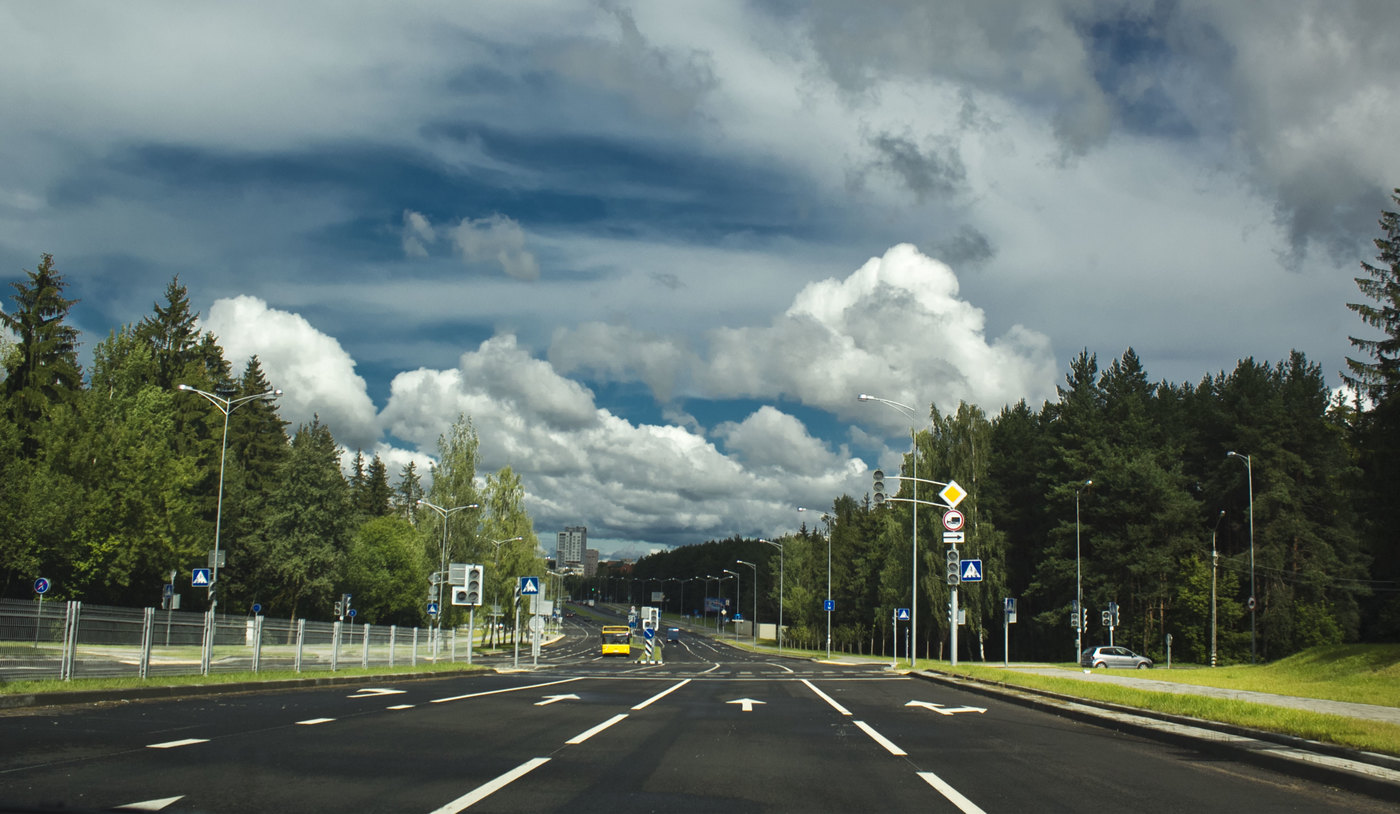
[0, 598, 459, 682]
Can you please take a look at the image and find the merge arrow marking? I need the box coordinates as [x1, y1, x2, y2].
[535, 693, 581, 706]
[905, 700, 986, 716]
[727, 698, 766, 712]
[348, 687, 407, 698]
[114, 796, 185, 811]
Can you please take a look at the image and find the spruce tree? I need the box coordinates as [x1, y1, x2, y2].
[1, 254, 82, 454]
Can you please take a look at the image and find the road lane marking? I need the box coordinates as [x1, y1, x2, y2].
[764, 662, 795, 674]
[917, 771, 987, 814]
[146, 738, 207, 749]
[565, 713, 628, 745]
[428, 756, 550, 813]
[113, 795, 184, 810]
[534, 694, 579, 706]
[430, 676, 583, 704]
[387, 704, 415, 710]
[727, 698, 765, 712]
[853, 720, 906, 756]
[906, 700, 986, 716]
[348, 687, 407, 698]
[296, 718, 335, 726]
[632, 678, 690, 710]
[802, 679, 852, 716]
[699, 663, 720, 674]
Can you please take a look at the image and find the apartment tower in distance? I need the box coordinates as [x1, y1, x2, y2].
[557, 526, 586, 572]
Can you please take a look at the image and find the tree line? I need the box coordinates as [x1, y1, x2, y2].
[622, 191, 1400, 664]
[0, 267, 543, 628]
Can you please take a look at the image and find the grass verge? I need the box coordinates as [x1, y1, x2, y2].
[0, 660, 484, 697]
[937, 661, 1400, 756]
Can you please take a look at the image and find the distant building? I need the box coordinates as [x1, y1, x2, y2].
[584, 548, 599, 577]
[557, 526, 586, 570]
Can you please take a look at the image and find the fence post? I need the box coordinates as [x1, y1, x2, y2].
[389, 625, 397, 668]
[295, 618, 306, 673]
[331, 621, 341, 672]
[251, 614, 264, 673]
[200, 610, 215, 676]
[411, 627, 418, 667]
[361, 623, 370, 669]
[60, 601, 82, 681]
[139, 607, 155, 679]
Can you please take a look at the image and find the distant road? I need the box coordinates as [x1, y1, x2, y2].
[1, 621, 1390, 813]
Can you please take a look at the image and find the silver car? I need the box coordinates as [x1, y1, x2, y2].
[1080, 646, 1153, 669]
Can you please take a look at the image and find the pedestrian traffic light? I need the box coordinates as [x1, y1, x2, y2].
[946, 548, 960, 585]
[1101, 610, 1112, 626]
[873, 470, 886, 505]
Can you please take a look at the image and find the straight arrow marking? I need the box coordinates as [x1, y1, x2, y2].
[535, 693, 580, 706]
[727, 698, 766, 712]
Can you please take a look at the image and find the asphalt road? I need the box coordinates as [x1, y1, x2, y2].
[1, 615, 1390, 813]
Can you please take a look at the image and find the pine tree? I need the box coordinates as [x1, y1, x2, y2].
[1, 254, 82, 455]
[136, 276, 200, 390]
[1343, 189, 1400, 402]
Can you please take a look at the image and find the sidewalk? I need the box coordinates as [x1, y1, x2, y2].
[1002, 665, 1400, 726]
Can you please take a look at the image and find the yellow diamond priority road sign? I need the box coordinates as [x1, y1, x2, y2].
[939, 480, 967, 508]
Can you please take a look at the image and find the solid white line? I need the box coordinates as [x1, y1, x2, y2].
[430, 676, 583, 704]
[853, 720, 906, 756]
[917, 771, 987, 814]
[146, 738, 208, 749]
[801, 679, 852, 716]
[295, 718, 335, 726]
[765, 662, 796, 674]
[387, 704, 415, 710]
[428, 756, 551, 814]
[699, 663, 720, 674]
[565, 713, 628, 745]
[631, 679, 691, 710]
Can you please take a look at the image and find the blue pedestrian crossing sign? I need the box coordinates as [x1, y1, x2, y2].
[960, 559, 984, 582]
[192, 568, 212, 587]
[519, 576, 540, 595]
[895, 607, 911, 621]
[427, 601, 439, 616]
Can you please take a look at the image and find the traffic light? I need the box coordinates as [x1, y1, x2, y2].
[465, 564, 484, 606]
[334, 600, 343, 618]
[1101, 610, 1112, 627]
[946, 548, 960, 585]
[1109, 601, 1120, 627]
[873, 470, 886, 505]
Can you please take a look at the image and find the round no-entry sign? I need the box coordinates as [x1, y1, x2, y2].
[942, 509, 965, 532]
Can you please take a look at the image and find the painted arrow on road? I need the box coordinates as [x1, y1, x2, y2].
[115, 796, 185, 810]
[905, 700, 986, 716]
[347, 687, 407, 698]
[535, 694, 580, 706]
[727, 698, 766, 712]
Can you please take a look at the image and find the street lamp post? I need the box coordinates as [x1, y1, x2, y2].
[1210, 510, 1225, 667]
[417, 499, 478, 657]
[800, 506, 832, 659]
[759, 539, 784, 652]
[176, 383, 282, 612]
[1226, 451, 1256, 663]
[859, 393, 921, 665]
[736, 560, 757, 647]
[1074, 479, 1092, 662]
[488, 537, 522, 647]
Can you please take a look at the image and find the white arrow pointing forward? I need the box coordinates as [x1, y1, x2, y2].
[535, 694, 581, 706]
[347, 687, 407, 698]
[905, 700, 986, 716]
[727, 698, 766, 712]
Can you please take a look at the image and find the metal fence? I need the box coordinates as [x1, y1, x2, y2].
[0, 598, 470, 682]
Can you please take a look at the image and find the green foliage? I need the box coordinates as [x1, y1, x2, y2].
[342, 515, 430, 626]
[1, 254, 82, 455]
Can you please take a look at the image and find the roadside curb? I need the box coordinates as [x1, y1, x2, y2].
[0, 669, 482, 711]
[912, 669, 1400, 804]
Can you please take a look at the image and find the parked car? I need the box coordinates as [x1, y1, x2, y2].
[1080, 645, 1153, 669]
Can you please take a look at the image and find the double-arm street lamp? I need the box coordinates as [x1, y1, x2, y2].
[1073, 479, 1093, 662]
[759, 539, 784, 652]
[857, 393, 922, 664]
[723, 569, 741, 640]
[1226, 450, 1256, 663]
[176, 383, 282, 612]
[735, 560, 757, 647]
[417, 499, 478, 654]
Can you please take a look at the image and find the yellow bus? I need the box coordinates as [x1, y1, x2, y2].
[600, 625, 632, 657]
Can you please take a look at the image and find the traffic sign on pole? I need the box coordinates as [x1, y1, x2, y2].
[34, 578, 50, 595]
[192, 568, 211, 587]
[941, 509, 965, 532]
[519, 576, 540, 595]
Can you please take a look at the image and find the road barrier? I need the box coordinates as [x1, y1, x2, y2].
[0, 598, 449, 682]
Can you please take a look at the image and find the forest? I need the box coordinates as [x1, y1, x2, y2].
[3, 191, 1399, 663]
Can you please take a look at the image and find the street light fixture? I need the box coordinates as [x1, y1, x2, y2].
[736, 560, 757, 647]
[176, 383, 282, 612]
[799, 506, 833, 659]
[759, 539, 784, 652]
[488, 537, 523, 647]
[1226, 450, 1256, 663]
[858, 393, 921, 665]
[417, 499, 478, 656]
[1073, 479, 1092, 662]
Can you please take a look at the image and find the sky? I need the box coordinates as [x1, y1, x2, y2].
[2, 1, 1397, 559]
